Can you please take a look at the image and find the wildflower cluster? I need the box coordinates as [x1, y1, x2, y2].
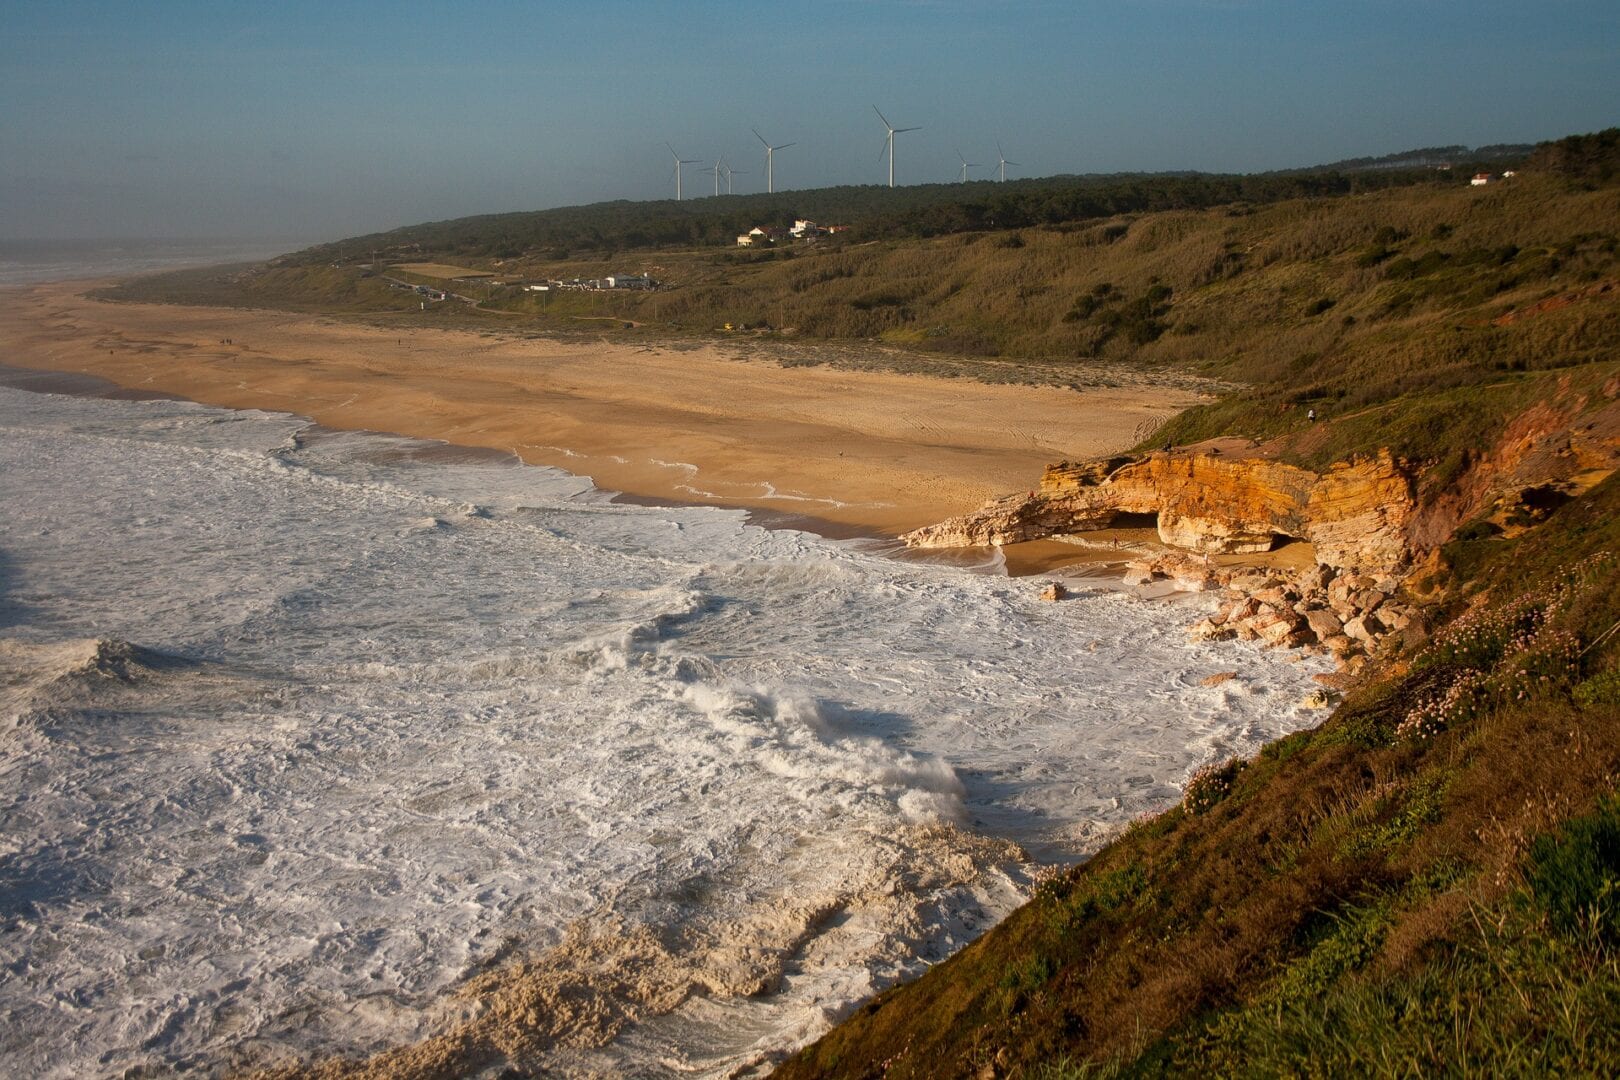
[1423, 599, 1546, 672]
[1396, 669, 1487, 740]
[1505, 626, 1583, 697]
[1397, 552, 1613, 743]
[1184, 757, 1245, 815]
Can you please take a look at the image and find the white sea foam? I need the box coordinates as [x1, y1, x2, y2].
[0, 385, 1329, 1077]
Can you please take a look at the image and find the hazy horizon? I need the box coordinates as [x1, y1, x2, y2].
[4, 1, 1617, 242]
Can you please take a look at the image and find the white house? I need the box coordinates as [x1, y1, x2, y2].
[736, 234, 755, 247]
[1471, 173, 1493, 186]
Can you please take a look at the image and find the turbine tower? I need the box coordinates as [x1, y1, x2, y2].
[995, 141, 1021, 182]
[752, 128, 795, 194]
[956, 150, 982, 183]
[873, 105, 920, 189]
[724, 164, 747, 195]
[707, 155, 728, 197]
[666, 143, 701, 201]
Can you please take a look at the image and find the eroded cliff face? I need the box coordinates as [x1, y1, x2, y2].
[905, 379, 1620, 582]
[905, 449, 1420, 576]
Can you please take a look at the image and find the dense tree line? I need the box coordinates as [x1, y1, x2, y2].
[285, 165, 1479, 266]
[1528, 128, 1620, 185]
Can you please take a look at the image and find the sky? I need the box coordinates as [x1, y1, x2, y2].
[2, 0, 1617, 242]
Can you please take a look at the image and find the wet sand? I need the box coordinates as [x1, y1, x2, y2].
[0, 281, 1205, 570]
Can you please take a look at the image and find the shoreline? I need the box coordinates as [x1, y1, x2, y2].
[0, 279, 1206, 575]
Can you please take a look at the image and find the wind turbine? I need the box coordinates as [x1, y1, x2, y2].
[956, 150, 982, 183]
[707, 155, 728, 197]
[666, 143, 701, 201]
[995, 141, 1021, 182]
[752, 128, 795, 194]
[873, 105, 920, 189]
[724, 163, 747, 195]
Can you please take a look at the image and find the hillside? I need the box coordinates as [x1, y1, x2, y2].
[99, 134, 1615, 478]
[770, 130, 1620, 1077]
[776, 471, 1620, 1077]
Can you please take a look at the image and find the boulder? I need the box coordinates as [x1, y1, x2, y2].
[1188, 617, 1237, 642]
[1305, 608, 1345, 639]
[1253, 612, 1306, 647]
[1039, 581, 1068, 601]
[1351, 589, 1388, 613]
[1377, 604, 1412, 631]
[1322, 633, 1357, 657]
[1253, 585, 1296, 608]
[1301, 687, 1339, 709]
[1343, 612, 1387, 646]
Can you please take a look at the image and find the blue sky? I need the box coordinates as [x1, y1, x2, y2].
[2, 0, 1616, 240]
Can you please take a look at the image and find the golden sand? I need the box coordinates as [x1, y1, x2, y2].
[0, 281, 1201, 558]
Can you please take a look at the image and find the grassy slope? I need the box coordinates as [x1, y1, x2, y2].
[98, 170, 1620, 474]
[776, 474, 1620, 1078]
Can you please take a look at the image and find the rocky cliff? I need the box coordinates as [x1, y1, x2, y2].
[902, 389, 1620, 677]
[903, 448, 1421, 576]
[905, 378, 1620, 581]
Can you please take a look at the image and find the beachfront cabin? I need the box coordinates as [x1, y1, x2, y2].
[1471, 172, 1493, 186]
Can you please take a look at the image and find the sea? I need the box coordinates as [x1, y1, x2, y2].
[0, 239, 308, 287]
[0, 252, 1328, 1078]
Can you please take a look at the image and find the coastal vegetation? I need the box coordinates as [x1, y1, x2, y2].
[775, 471, 1620, 1077]
[101, 133, 1616, 477]
[91, 129, 1620, 1074]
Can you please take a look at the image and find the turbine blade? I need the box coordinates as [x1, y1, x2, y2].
[872, 104, 891, 129]
[779, 142, 796, 151]
[896, 126, 921, 134]
[753, 128, 770, 147]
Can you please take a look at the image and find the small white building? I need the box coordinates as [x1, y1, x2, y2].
[606, 274, 653, 290]
[1470, 172, 1493, 186]
[737, 234, 755, 247]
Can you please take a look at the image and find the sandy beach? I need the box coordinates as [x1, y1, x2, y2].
[0, 280, 1201, 561]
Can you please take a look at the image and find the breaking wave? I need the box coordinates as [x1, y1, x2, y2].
[0, 385, 1327, 1078]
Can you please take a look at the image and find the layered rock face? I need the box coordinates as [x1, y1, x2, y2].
[904, 449, 1420, 576]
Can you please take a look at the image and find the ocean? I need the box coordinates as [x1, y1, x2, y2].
[0, 342, 1327, 1075]
[0, 239, 309, 287]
